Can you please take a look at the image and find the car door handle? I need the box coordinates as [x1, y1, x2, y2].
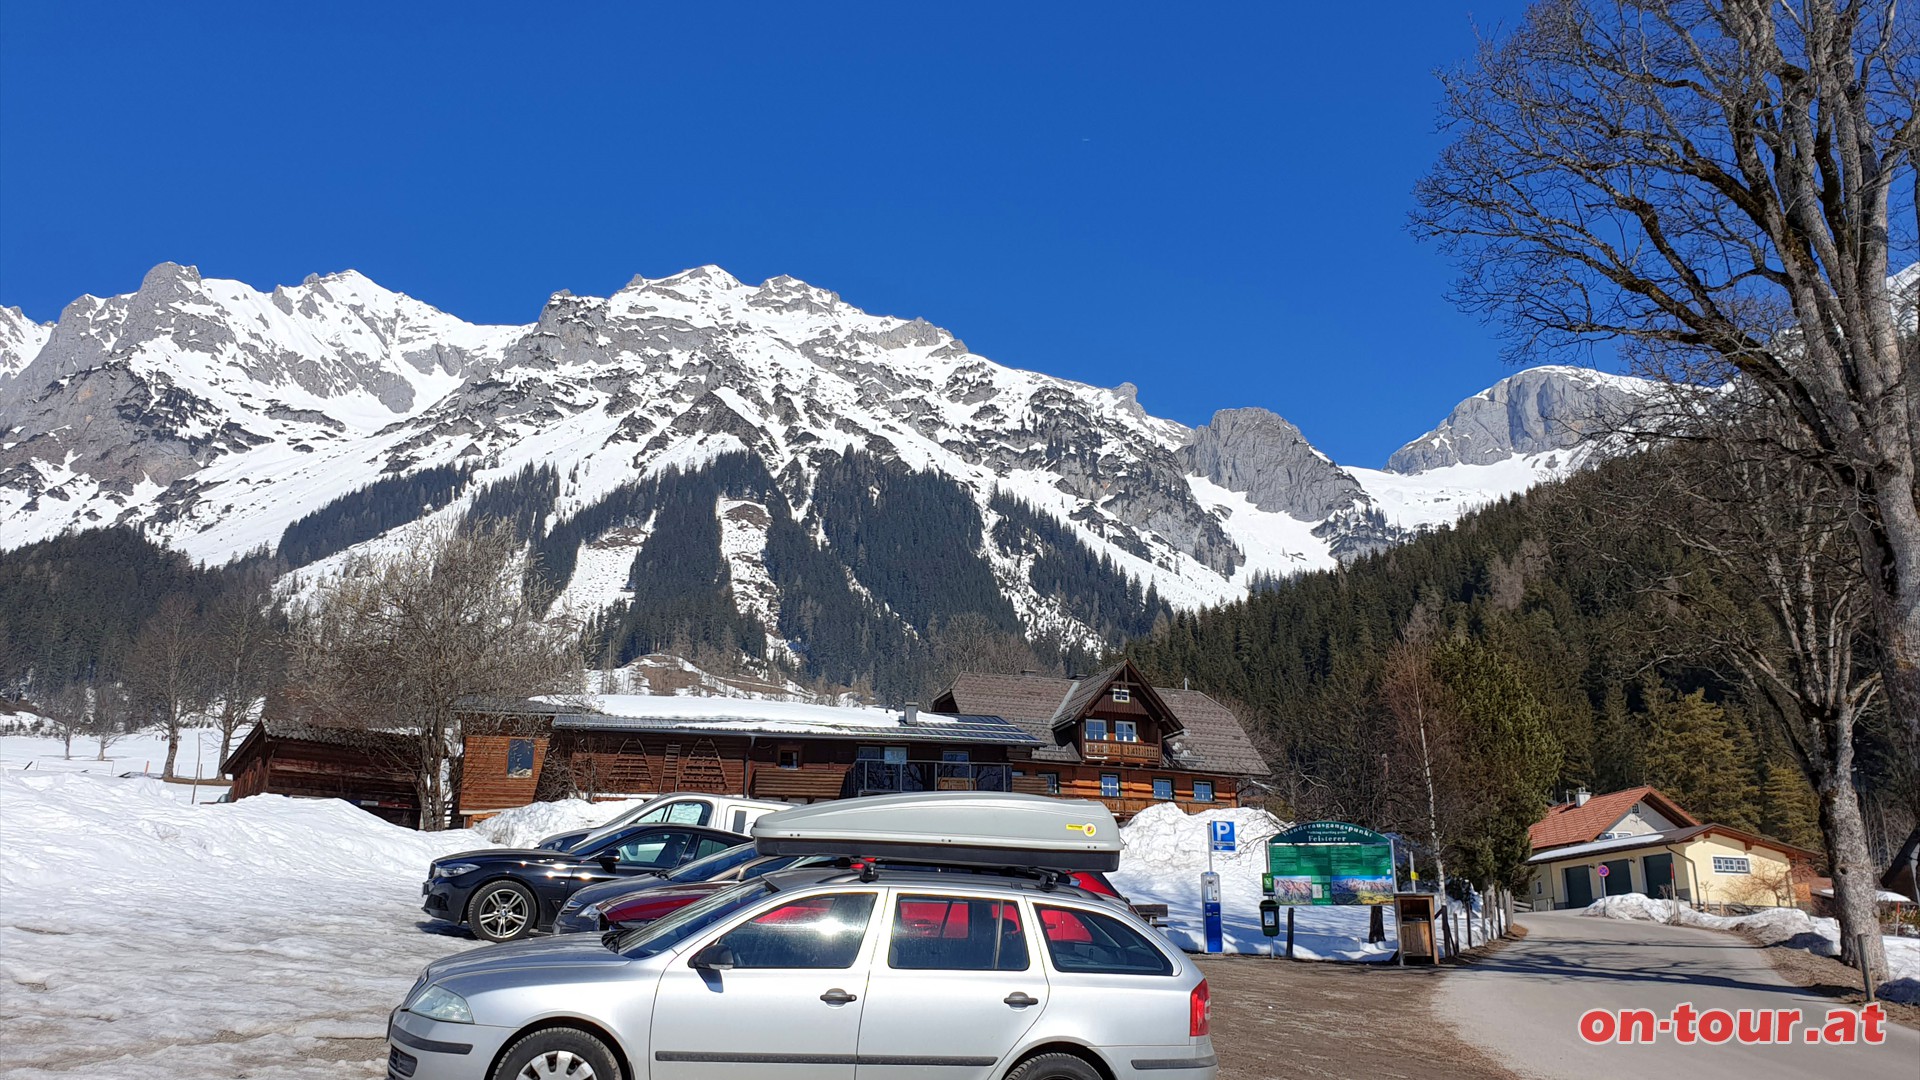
[820, 989, 858, 1005]
[1003, 992, 1039, 1007]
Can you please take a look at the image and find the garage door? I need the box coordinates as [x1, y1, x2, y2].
[1562, 865, 1594, 908]
[1641, 853, 1675, 899]
[1602, 859, 1635, 896]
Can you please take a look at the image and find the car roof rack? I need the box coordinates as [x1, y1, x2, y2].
[752, 792, 1121, 873]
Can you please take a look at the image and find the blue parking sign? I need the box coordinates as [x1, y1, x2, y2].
[1210, 820, 1236, 853]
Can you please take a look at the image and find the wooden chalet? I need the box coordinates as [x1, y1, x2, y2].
[454, 696, 1042, 826]
[931, 659, 1268, 819]
[222, 717, 421, 828]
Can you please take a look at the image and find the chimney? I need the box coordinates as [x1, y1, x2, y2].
[902, 701, 919, 725]
[1574, 787, 1590, 808]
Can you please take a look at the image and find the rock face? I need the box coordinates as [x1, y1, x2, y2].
[1180, 408, 1367, 521]
[1385, 366, 1657, 473]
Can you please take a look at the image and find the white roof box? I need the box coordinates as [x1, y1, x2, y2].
[751, 792, 1122, 872]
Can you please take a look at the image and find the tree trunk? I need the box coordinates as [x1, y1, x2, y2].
[1821, 766, 1889, 985]
[162, 712, 181, 780]
[1860, 458, 1920, 761]
[1416, 719, 1452, 953]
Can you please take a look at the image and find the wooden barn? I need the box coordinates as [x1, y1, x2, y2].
[454, 696, 1043, 826]
[931, 659, 1269, 817]
[221, 718, 421, 828]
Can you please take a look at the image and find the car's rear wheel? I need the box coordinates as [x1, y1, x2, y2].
[470, 881, 536, 942]
[491, 1027, 620, 1080]
[1006, 1051, 1103, 1080]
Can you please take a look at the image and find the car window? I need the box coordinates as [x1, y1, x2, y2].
[666, 842, 759, 883]
[617, 831, 690, 868]
[889, 895, 1029, 971]
[715, 892, 876, 969]
[647, 801, 710, 825]
[692, 836, 733, 861]
[615, 881, 772, 958]
[1035, 906, 1174, 976]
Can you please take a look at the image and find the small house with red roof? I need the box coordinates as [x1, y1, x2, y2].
[1524, 785, 1819, 910]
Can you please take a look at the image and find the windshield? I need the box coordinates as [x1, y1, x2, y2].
[611, 880, 773, 957]
[665, 842, 758, 883]
[572, 797, 710, 852]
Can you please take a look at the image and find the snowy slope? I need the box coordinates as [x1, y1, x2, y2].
[1, 263, 1657, 659]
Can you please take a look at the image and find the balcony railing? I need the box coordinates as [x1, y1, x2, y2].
[1080, 740, 1162, 765]
[847, 761, 1012, 795]
[1101, 796, 1222, 818]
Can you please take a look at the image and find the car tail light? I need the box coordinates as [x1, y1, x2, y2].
[1189, 979, 1211, 1037]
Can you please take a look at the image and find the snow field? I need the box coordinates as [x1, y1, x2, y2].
[0, 774, 635, 1079]
[1586, 894, 1920, 1004]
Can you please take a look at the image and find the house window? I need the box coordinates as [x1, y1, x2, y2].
[1535, 880, 1544, 895]
[1085, 719, 1108, 742]
[859, 745, 909, 765]
[1041, 772, 1060, 795]
[1113, 720, 1139, 743]
[1193, 780, 1214, 803]
[1112, 687, 1131, 703]
[942, 750, 970, 763]
[506, 738, 534, 778]
[1100, 774, 1120, 798]
[1711, 856, 1752, 875]
[1152, 777, 1173, 800]
[778, 747, 801, 770]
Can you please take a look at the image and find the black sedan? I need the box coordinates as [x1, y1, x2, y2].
[420, 823, 743, 941]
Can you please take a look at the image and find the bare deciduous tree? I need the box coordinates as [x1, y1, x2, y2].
[1382, 632, 1462, 919]
[44, 683, 88, 760]
[1593, 393, 1890, 975]
[1414, 0, 1916, 979]
[127, 594, 210, 780]
[91, 682, 130, 762]
[205, 569, 282, 771]
[283, 527, 581, 830]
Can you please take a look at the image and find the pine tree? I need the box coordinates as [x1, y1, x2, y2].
[1757, 757, 1822, 850]
[1640, 687, 1758, 830]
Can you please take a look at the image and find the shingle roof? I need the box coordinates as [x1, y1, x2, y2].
[933, 672, 1268, 777]
[1528, 786, 1698, 851]
[1525, 823, 1819, 864]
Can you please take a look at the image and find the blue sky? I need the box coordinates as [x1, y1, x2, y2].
[0, 1, 1541, 466]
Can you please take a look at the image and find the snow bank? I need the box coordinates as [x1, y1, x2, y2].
[468, 796, 652, 849]
[1586, 894, 1920, 1004]
[0, 771, 483, 1078]
[1111, 804, 1399, 961]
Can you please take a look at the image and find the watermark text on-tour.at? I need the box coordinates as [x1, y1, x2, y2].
[1578, 1002, 1888, 1046]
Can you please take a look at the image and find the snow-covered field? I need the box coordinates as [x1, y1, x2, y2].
[1587, 894, 1920, 1004]
[2, 730, 231, 801]
[0, 772, 638, 1079]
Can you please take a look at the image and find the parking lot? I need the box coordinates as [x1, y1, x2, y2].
[1198, 954, 1512, 1080]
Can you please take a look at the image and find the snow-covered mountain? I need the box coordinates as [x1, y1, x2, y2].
[0, 263, 1657, 660]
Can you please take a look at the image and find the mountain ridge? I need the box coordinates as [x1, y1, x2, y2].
[0, 263, 1661, 685]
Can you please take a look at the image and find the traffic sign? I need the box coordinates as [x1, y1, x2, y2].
[1210, 821, 1237, 853]
[1597, 864, 1610, 878]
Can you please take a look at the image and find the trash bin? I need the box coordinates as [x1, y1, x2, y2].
[1393, 893, 1437, 964]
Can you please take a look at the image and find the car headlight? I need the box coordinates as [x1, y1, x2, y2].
[432, 863, 480, 879]
[408, 984, 473, 1024]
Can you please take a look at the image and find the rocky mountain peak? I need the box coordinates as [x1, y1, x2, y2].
[1385, 365, 1659, 473]
[139, 261, 203, 292]
[1179, 407, 1367, 521]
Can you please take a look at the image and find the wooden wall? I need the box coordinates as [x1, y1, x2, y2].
[460, 734, 551, 814]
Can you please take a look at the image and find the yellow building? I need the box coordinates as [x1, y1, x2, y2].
[1524, 786, 1817, 910]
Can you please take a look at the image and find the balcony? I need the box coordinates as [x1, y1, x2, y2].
[1079, 740, 1162, 765]
[1102, 796, 1222, 818]
[846, 761, 1013, 796]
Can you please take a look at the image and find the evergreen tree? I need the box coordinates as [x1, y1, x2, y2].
[1639, 687, 1759, 830]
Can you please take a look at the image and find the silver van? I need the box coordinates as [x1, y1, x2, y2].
[388, 865, 1216, 1080]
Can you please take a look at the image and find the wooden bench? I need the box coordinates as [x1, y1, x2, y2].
[1130, 902, 1170, 925]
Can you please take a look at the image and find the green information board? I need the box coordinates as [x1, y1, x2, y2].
[1267, 821, 1397, 905]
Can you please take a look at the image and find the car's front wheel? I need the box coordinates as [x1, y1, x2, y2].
[469, 881, 536, 942]
[491, 1027, 621, 1080]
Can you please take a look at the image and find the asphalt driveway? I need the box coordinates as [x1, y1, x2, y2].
[1442, 910, 1918, 1080]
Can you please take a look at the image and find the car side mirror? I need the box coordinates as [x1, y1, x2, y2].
[690, 944, 734, 971]
[595, 853, 619, 872]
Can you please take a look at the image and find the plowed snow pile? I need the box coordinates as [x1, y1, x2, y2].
[1113, 803, 1398, 961]
[1587, 894, 1920, 1003]
[0, 773, 631, 1079]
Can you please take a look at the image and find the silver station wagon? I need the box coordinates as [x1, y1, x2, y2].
[387, 864, 1217, 1080]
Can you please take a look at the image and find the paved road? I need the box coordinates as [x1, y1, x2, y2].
[1442, 910, 1918, 1080]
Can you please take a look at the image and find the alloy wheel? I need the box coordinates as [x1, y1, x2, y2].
[477, 888, 529, 939]
[517, 1050, 596, 1079]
